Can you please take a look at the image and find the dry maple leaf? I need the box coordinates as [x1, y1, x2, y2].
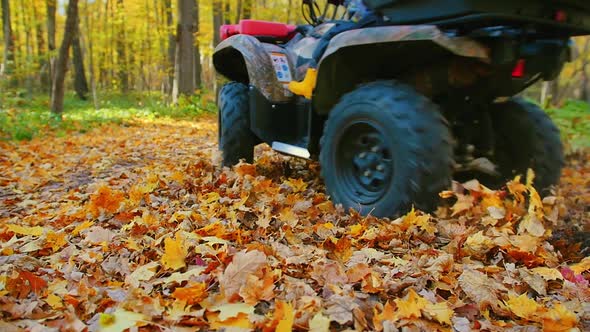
[219, 249, 267, 300]
[99, 308, 147, 332]
[505, 293, 540, 320]
[239, 271, 276, 304]
[172, 282, 208, 305]
[424, 301, 454, 325]
[393, 288, 429, 321]
[458, 269, 506, 311]
[542, 304, 578, 332]
[325, 295, 359, 325]
[373, 301, 396, 331]
[161, 232, 188, 271]
[88, 184, 125, 217]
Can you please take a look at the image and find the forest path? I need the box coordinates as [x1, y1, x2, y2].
[0, 117, 588, 330]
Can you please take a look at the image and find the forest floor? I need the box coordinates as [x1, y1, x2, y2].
[0, 113, 589, 331]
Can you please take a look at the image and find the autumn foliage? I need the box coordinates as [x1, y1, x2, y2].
[0, 118, 589, 331]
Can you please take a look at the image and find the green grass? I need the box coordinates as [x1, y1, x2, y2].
[546, 100, 590, 153]
[1, 91, 588, 154]
[0, 92, 216, 141]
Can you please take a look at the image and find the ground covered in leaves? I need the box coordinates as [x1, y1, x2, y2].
[0, 117, 589, 332]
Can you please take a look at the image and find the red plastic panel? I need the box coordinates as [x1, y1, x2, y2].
[220, 20, 297, 42]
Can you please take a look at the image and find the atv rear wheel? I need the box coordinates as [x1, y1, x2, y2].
[489, 98, 564, 194]
[320, 81, 453, 218]
[218, 82, 258, 166]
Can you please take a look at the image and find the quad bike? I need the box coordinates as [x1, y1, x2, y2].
[214, 0, 590, 218]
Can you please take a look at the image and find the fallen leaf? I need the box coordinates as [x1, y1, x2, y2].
[173, 282, 208, 305]
[161, 232, 188, 271]
[505, 293, 540, 320]
[125, 261, 159, 288]
[99, 308, 147, 332]
[6, 224, 44, 237]
[424, 301, 454, 325]
[219, 250, 267, 299]
[393, 289, 429, 320]
[309, 312, 330, 332]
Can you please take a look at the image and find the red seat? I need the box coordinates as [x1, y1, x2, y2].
[220, 20, 297, 42]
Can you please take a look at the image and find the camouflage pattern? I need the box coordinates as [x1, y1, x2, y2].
[320, 25, 490, 65]
[214, 24, 490, 103]
[214, 35, 296, 102]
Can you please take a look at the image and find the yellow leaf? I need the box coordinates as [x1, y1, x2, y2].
[209, 312, 253, 330]
[212, 303, 256, 321]
[278, 208, 299, 227]
[6, 224, 44, 237]
[542, 304, 578, 332]
[531, 267, 564, 281]
[71, 220, 94, 236]
[321, 222, 335, 230]
[464, 231, 494, 253]
[451, 195, 475, 216]
[505, 293, 540, 320]
[518, 214, 545, 237]
[99, 308, 147, 332]
[394, 289, 429, 320]
[46, 293, 64, 309]
[309, 312, 330, 332]
[571, 257, 590, 274]
[276, 301, 294, 332]
[284, 178, 307, 192]
[424, 301, 453, 325]
[125, 261, 159, 288]
[161, 232, 188, 271]
[348, 224, 365, 237]
[46, 231, 67, 252]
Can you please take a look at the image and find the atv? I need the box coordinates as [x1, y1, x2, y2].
[213, 0, 590, 218]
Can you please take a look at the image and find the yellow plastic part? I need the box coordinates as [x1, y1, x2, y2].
[288, 68, 317, 99]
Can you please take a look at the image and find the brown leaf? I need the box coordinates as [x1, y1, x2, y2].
[219, 250, 267, 300]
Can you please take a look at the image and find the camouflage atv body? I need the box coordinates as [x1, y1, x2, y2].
[213, 1, 590, 217]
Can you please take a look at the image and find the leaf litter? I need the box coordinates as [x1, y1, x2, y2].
[0, 117, 589, 331]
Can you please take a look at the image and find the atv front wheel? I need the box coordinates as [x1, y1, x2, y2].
[218, 82, 258, 166]
[319, 81, 453, 218]
[489, 98, 564, 194]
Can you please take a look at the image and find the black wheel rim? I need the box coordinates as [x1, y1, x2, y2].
[334, 120, 394, 205]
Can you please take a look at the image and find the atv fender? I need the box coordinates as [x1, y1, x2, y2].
[314, 25, 491, 113]
[213, 34, 294, 103]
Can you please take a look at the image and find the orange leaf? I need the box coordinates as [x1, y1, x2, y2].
[88, 184, 125, 217]
[172, 282, 208, 305]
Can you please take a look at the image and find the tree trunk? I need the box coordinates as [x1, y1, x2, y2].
[213, 0, 223, 46]
[173, 0, 196, 102]
[224, 0, 231, 24]
[51, 0, 79, 116]
[84, 0, 98, 109]
[34, 3, 50, 91]
[20, 0, 33, 97]
[73, 23, 89, 100]
[116, 0, 128, 92]
[47, 0, 56, 94]
[287, 0, 293, 24]
[165, 0, 175, 94]
[1, 0, 16, 85]
[236, 0, 242, 22]
[243, 0, 253, 19]
[194, 0, 202, 88]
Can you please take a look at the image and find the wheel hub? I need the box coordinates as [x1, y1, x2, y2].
[335, 121, 393, 205]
